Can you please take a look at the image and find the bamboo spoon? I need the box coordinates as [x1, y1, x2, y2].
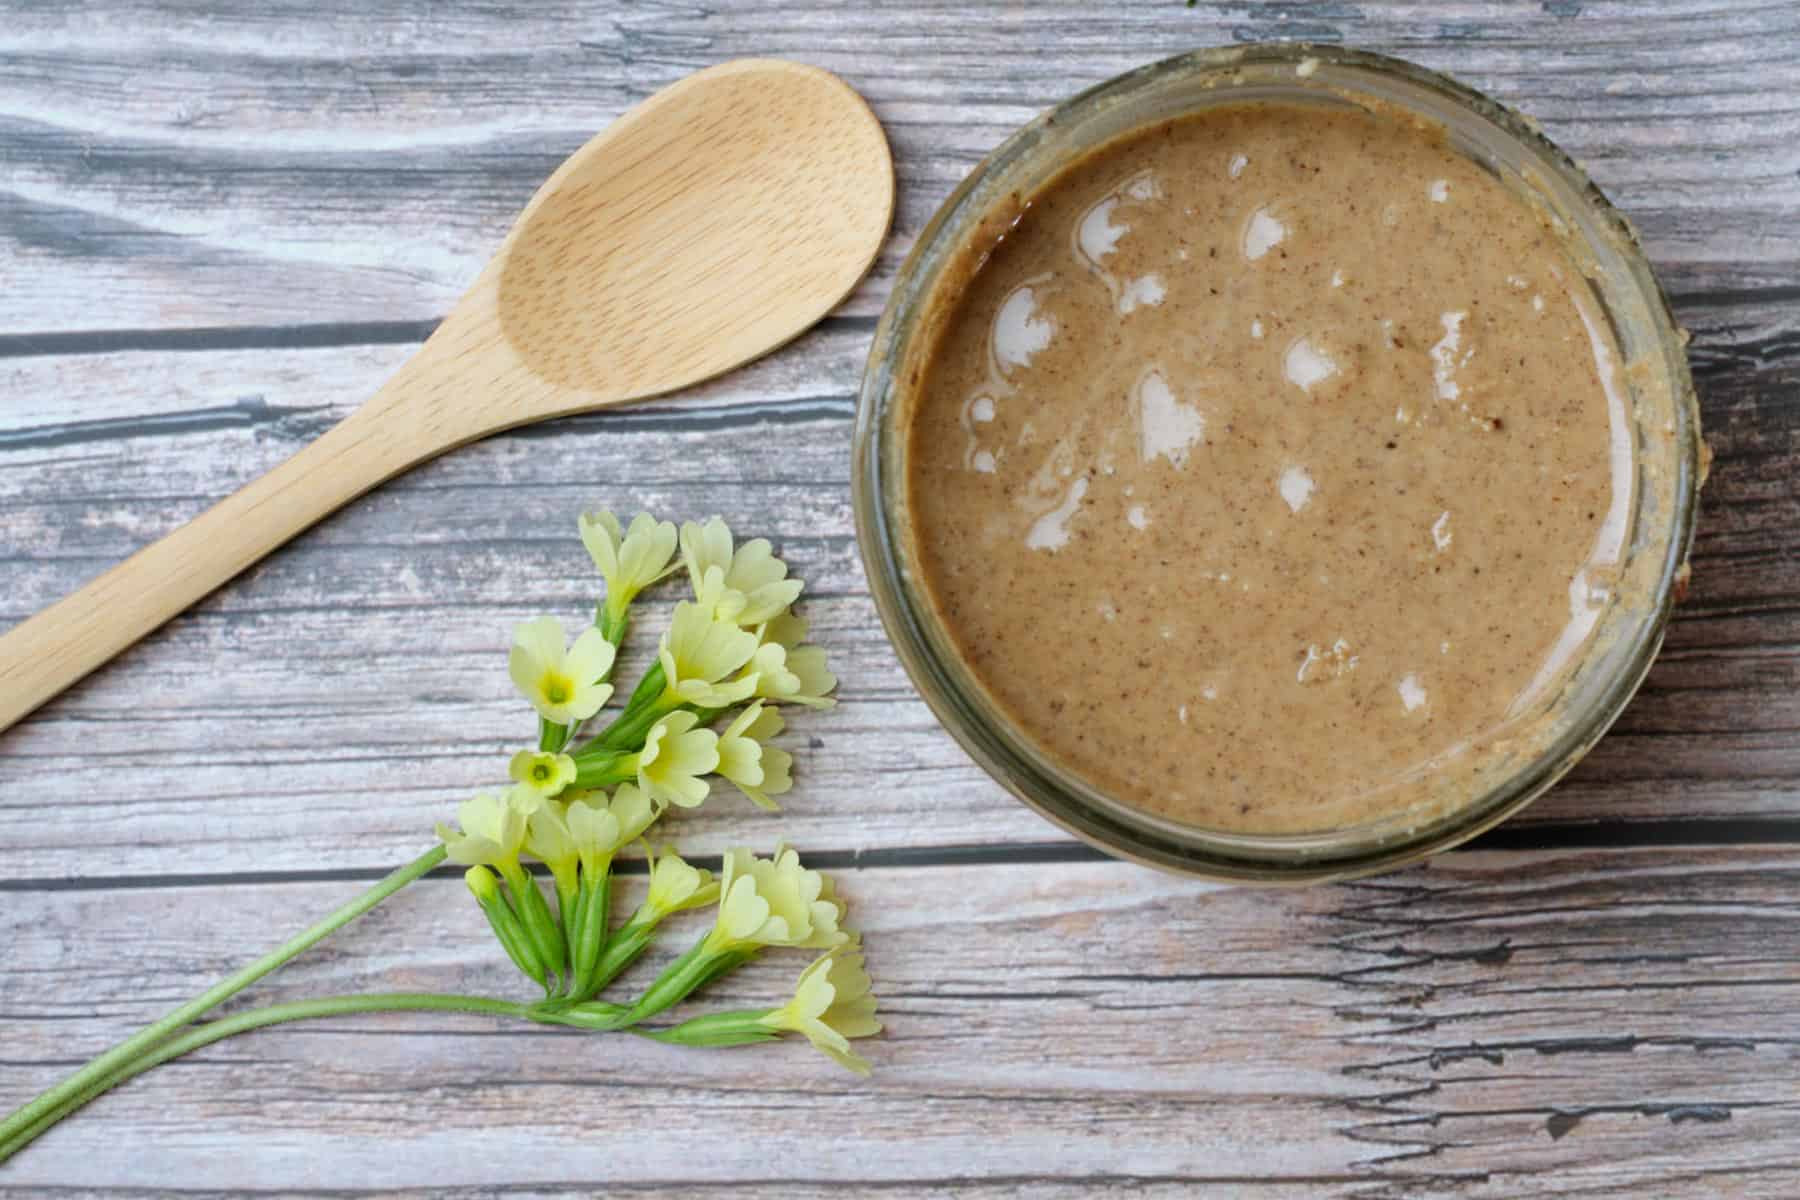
[0, 59, 893, 733]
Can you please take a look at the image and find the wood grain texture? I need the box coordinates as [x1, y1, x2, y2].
[3, 0, 1799, 1193]
[6, 851, 1800, 1195]
[0, 0, 1796, 334]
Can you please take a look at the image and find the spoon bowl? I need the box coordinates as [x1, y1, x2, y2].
[496, 59, 890, 399]
[0, 58, 894, 732]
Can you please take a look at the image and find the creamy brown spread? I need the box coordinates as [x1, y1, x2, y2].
[903, 101, 1632, 834]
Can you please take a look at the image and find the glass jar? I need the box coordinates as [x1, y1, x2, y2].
[852, 44, 1701, 883]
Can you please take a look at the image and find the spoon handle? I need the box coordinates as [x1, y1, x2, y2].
[0, 399, 425, 733]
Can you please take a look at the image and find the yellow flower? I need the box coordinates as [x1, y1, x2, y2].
[564, 783, 661, 875]
[635, 711, 719, 808]
[783, 647, 837, 706]
[739, 641, 837, 709]
[658, 601, 759, 708]
[524, 798, 579, 902]
[580, 510, 679, 620]
[508, 616, 616, 724]
[502, 782, 548, 821]
[436, 791, 531, 868]
[562, 797, 618, 873]
[716, 702, 793, 811]
[681, 516, 804, 626]
[759, 612, 809, 650]
[604, 782, 661, 847]
[759, 948, 882, 1075]
[636, 843, 721, 923]
[509, 749, 577, 799]
[703, 846, 851, 954]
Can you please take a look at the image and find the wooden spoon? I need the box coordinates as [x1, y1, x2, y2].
[0, 59, 893, 733]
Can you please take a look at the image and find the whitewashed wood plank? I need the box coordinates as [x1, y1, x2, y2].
[0, 1, 1796, 332]
[5, 848, 1800, 1193]
[0, 863, 1376, 1190]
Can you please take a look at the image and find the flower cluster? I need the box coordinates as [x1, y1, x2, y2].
[434, 513, 877, 1072]
[0, 512, 880, 1168]
[0, 523, 883, 1167]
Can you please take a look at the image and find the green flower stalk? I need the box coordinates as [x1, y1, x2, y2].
[561, 784, 658, 998]
[437, 790, 566, 992]
[570, 843, 723, 999]
[0, 510, 871, 1168]
[466, 866, 546, 989]
[652, 947, 883, 1073]
[0, 844, 449, 1162]
[603, 845, 853, 1028]
[566, 867, 613, 1000]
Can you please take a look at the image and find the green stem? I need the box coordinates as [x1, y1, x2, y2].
[611, 936, 754, 1028]
[645, 1009, 783, 1048]
[572, 664, 675, 755]
[597, 602, 630, 649]
[584, 917, 658, 998]
[498, 862, 565, 993]
[0, 846, 448, 1154]
[568, 868, 614, 999]
[473, 876, 548, 990]
[595, 700, 672, 753]
[527, 999, 634, 1031]
[515, 937, 726, 1035]
[0, 991, 528, 1164]
[538, 717, 572, 754]
[568, 747, 632, 790]
[620, 660, 667, 713]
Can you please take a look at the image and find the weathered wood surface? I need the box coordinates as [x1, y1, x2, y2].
[2, 0, 1797, 338]
[3, 0, 1799, 1193]
[7, 851, 1800, 1196]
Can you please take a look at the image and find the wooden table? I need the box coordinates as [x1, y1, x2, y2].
[4, 2, 1797, 1194]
